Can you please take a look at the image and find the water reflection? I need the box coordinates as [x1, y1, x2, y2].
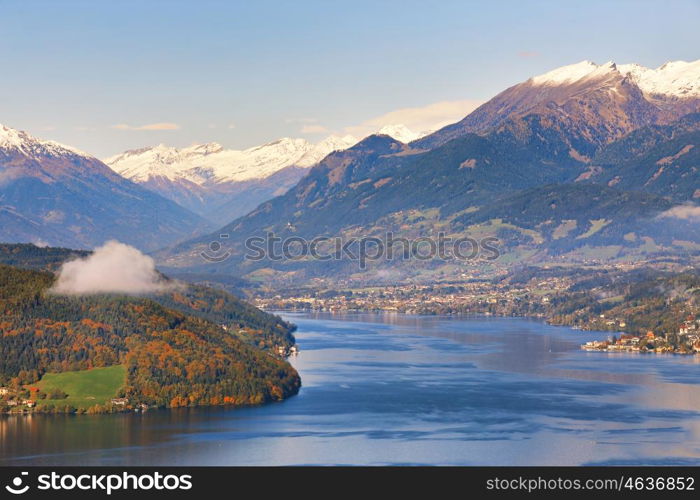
[1, 313, 699, 465]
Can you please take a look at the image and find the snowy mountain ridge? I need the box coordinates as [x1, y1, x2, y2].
[0, 123, 90, 160]
[530, 59, 700, 98]
[105, 125, 426, 186]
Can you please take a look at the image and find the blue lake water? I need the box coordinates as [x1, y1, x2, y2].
[2, 312, 700, 465]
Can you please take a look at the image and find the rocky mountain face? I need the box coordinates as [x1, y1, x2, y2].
[580, 113, 700, 201]
[0, 124, 208, 251]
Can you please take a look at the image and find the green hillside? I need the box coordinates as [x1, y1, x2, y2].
[34, 365, 126, 410]
[0, 263, 300, 412]
[0, 243, 89, 272]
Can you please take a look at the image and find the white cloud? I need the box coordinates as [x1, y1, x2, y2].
[50, 241, 177, 295]
[345, 99, 482, 138]
[112, 122, 180, 131]
[659, 205, 700, 220]
[300, 124, 330, 135]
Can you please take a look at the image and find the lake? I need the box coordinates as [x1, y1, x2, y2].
[2, 312, 700, 465]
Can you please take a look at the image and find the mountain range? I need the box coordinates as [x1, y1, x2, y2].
[104, 135, 357, 225]
[105, 125, 425, 225]
[157, 59, 700, 285]
[0, 124, 209, 251]
[0, 119, 426, 250]
[2, 58, 699, 282]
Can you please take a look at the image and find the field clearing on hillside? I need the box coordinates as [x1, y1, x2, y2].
[35, 365, 126, 409]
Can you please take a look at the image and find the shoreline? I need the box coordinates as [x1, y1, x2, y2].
[273, 307, 700, 356]
[0, 386, 301, 417]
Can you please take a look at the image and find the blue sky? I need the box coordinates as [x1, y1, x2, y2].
[1, 0, 699, 156]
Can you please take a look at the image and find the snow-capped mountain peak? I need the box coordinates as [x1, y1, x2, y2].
[377, 124, 423, 143]
[182, 142, 224, 155]
[105, 136, 353, 185]
[106, 125, 429, 189]
[529, 59, 700, 98]
[295, 135, 358, 167]
[0, 123, 31, 149]
[103, 134, 362, 224]
[0, 122, 207, 251]
[0, 123, 89, 159]
[618, 59, 700, 98]
[530, 60, 604, 85]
